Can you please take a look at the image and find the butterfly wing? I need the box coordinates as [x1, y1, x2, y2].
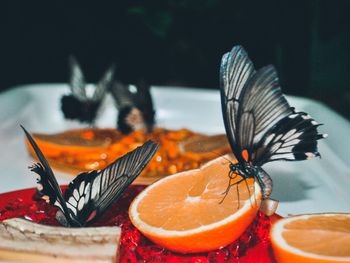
[21, 126, 76, 225]
[220, 45, 255, 163]
[252, 111, 326, 166]
[110, 81, 135, 109]
[236, 65, 294, 163]
[220, 45, 325, 166]
[68, 56, 87, 101]
[62, 140, 159, 226]
[93, 64, 115, 102]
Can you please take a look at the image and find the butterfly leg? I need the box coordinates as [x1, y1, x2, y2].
[221, 171, 239, 194]
[219, 174, 246, 207]
[230, 178, 254, 209]
[229, 178, 246, 209]
[219, 171, 235, 204]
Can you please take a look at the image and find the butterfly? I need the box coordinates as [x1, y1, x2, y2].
[21, 125, 158, 227]
[110, 80, 155, 134]
[220, 45, 327, 200]
[61, 56, 115, 124]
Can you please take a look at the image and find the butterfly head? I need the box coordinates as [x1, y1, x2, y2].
[229, 162, 257, 179]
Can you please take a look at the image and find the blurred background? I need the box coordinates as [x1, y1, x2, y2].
[0, 0, 349, 118]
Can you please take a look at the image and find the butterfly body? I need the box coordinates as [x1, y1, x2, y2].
[220, 45, 326, 201]
[229, 163, 272, 199]
[61, 95, 101, 124]
[110, 80, 155, 134]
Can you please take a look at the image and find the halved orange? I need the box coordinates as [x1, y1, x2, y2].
[129, 155, 261, 253]
[271, 213, 350, 263]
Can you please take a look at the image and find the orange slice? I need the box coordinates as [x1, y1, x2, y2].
[27, 129, 119, 156]
[271, 213, 350, 263]
[25, 128, 232, 183]
[129, 155, 261, 253]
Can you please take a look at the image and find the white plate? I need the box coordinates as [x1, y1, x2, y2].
[0, 84, 349, 217]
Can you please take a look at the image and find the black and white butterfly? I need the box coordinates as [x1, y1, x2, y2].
[21, 126, 158, 227]
[110, 80, 155, 134]
[220, 45, 327, 200]
[61, 56, 115, 124]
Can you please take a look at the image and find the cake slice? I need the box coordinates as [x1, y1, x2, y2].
[0, 218, 121, 262]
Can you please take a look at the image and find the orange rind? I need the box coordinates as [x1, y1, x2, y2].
[271, 213, 350, 263]
[129, 155, 261, 253]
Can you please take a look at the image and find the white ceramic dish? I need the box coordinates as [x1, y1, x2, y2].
[0, 84, 349, 217]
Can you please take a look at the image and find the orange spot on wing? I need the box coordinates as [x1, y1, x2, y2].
[242, 149, 249, 162]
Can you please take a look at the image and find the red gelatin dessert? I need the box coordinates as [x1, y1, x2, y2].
[0, 185, 276, 263]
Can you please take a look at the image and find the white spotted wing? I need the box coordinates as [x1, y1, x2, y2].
[220, 46, 326, 166]
[62, 140, 158, 226]
[22, 126, 158, 227]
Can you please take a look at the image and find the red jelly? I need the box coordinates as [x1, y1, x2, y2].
[0, 186, 276, 262]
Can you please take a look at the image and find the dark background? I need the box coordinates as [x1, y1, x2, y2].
[0, 0, 349, 118]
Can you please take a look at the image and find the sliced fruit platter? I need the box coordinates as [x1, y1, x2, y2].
[0, 44, 349, 263]
[25, 127, 231, 185]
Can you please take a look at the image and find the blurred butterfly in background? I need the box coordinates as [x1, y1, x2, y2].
[22, 126, 158, 227]
[110, 79, 155, 134]
[61, 56, 115, 124]
[220, 45, 327, 202]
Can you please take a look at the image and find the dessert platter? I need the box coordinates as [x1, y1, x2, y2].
[0, 45, 349, 262]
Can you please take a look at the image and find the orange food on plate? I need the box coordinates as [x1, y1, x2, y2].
[129, 154, 262, 253]
[25, 128, 230, 184]
[271, 213, 350, 263]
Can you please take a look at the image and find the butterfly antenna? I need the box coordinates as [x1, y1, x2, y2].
[204, 151, 233, 170]
[188, 140, 231, 165]
[217, 153, 233, 165]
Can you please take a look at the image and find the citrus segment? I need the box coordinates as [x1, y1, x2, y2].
[180, 134, 230, 160]
[271, 213, 350, 263]
[129, 155, 261, 253]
